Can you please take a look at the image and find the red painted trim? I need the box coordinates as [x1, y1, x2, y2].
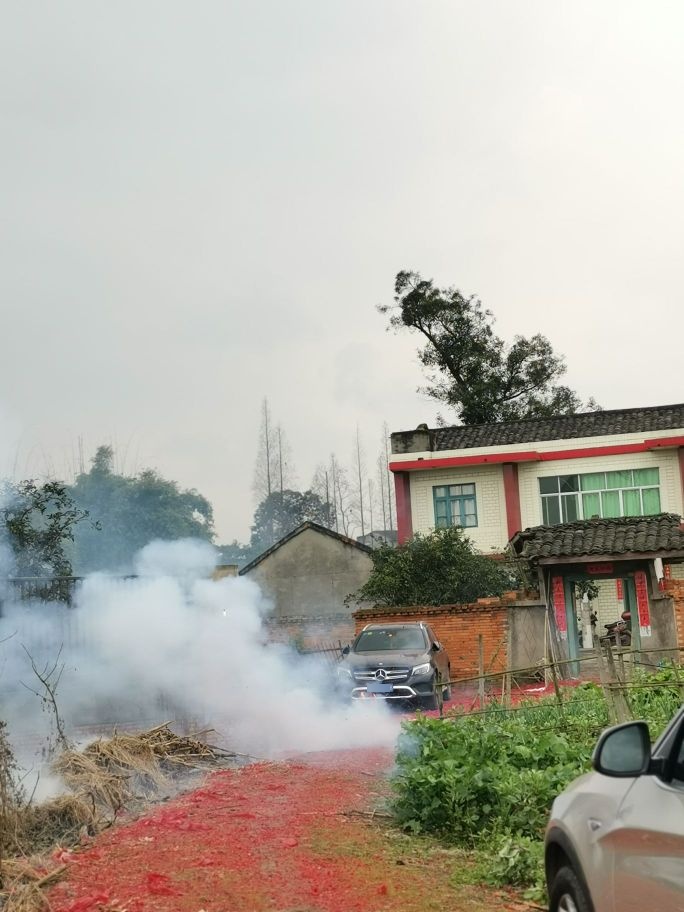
[537, 443, 647, 461]
[678, 447, 684, 511]
[646, 436, 684, 449]
[502, 463, 522, 539]
[394, 472, 413, 545]
[389, 435, 684, 473]
[389, 452, 540, 472]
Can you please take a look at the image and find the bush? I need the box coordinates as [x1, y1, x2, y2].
[351, 527, 515, 606]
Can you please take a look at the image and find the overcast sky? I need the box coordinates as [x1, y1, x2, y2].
[2, 1, 683, 542]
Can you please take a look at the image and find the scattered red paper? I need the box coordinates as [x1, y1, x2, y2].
[61, 892, 110, 912]
[145, 872, 181, 896]
[47, 745, 534, 912]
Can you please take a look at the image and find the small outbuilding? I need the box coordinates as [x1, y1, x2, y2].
[239, 522, 373, 642]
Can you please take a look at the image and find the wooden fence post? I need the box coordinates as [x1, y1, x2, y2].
[604, 646, 632, 724]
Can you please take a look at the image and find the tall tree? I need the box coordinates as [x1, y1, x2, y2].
[381, 421, 394, 530]
[1, 479, 92, 577]
[330, 454, 353, 537]
[253, 398, 277, 501]
[376, 451, 388, 533]
[353, 427, 366, 539]
[380, 271, 597, 425]
[250, 489, 333, 554]
[253, 400, 296, 502]
[310, 463, 335, 530]
[69, 445, 214, 573]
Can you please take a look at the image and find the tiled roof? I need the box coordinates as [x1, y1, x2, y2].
[397, 403, 684, 453]
[239, 521, 371, 575]
[510, 514, 684, 562]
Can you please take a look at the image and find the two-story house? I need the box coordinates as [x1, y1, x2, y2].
[390, 403, 684, 651]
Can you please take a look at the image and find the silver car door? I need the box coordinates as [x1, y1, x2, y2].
[609, 748, 684, 912]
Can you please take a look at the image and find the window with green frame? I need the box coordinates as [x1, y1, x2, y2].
[539, 468, 661, 525]
[433, 483, 478, 528]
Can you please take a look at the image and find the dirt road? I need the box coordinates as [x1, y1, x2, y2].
[48, 747, 531, 912]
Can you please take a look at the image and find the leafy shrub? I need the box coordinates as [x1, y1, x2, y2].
[393, 671, 683, 894]
[481, 833, 545, 891]
[351, 527, 515, 607]
[393, 707, 593, 842]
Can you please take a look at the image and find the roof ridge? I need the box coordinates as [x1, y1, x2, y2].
[427, 402, 684, 435]
[239, 520, 371, 575]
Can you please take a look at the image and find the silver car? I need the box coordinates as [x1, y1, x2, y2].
[545, 706, 684, 912]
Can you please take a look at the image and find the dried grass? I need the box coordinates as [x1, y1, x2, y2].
[0, 722, 227, 911]
[0, 860, 67, 912]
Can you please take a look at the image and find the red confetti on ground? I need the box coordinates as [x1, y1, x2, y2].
[47, 743, 534, 912]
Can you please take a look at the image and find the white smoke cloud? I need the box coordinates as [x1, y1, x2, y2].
[0, 539, 398, 766]
[133, 538, 219, 581]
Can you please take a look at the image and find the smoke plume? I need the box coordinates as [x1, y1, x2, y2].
[0, 539, 399, 767]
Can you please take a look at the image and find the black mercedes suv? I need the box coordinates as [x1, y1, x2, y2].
[335, 622, 451, 709]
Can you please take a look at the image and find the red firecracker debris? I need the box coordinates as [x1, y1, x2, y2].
[48, 747, 529, 912]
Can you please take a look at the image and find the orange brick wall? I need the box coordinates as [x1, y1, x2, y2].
[663, 579, 684, 650]
[265, 615, 355, 649]
[353, 598, 512, 679]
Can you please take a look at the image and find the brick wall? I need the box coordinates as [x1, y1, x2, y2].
[265, 614, 356, 649]
[353, 593, 527, 679]
[663, 579, 684, 650]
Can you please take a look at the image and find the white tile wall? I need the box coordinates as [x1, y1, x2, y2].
[409, 464, 508, 551]
[407, 449, 682, 553]
[518, 450, 682, 529]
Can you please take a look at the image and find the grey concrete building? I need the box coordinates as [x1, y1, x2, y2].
[239, 521, 373, 620]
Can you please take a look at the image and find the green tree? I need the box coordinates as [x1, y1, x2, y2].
[381, 271, 597, 424]
[351, 527, 513, 606]
[69, 446, 214, 573]
[250, 489, 333, 554]
[1, 479, 91, 576]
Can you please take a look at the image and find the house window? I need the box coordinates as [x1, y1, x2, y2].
[539, 468, 661, 525]
[433, 483, 478, 528]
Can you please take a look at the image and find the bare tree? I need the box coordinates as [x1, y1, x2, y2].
[382, 421, 395, 530]
[253, 398, 277, 502]
[276, 425, 296, 493]
[376, 450, 388, 532]
[330, 454, 354, 537]
[253, 400, 296, 502]
[353, 428, 367, 539]
[20, 645, 70, 755]
[367, 479, 374, 537]
[311, 463, 334, 529]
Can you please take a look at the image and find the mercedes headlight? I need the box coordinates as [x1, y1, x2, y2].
[336, 666, 352, 679]
[411, 662, 431, 676]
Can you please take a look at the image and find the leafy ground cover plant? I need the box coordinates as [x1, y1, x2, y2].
[393, 668, 684, 899]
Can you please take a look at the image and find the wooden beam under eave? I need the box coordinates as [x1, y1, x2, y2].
[535, 550, 684, 566]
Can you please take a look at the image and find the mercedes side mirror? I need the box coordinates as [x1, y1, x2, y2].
[431, 642, 440, 652]
[592, 721, 651, 778]
[341, 645, 350, 656]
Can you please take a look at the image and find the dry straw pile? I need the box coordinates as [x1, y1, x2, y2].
[0, 722, 227, 911]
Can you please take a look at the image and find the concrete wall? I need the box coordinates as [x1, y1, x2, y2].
[644, 594, 679, 663]
[508, 603, 547, 671]
[243, 527, 373, 619]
